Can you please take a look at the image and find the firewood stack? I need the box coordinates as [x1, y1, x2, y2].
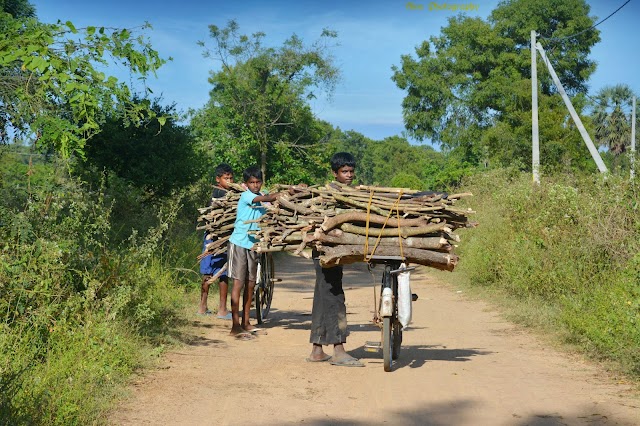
[196, 183, 245, 260]
[252, 182, 475, 270]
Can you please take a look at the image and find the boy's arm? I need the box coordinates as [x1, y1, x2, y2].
[252, 192, 281, 203]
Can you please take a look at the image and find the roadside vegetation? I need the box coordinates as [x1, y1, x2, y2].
[1, 0, 639, 424]
[449, 169, 640, 378]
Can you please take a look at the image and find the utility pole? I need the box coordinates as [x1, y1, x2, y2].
[536, 42, 608, 174]
[632, 96, 637, 180]
[531, 30, 540, 184]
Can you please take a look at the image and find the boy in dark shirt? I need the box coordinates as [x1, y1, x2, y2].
[307, 152, 364, 366]
[199, 163, 234, 318]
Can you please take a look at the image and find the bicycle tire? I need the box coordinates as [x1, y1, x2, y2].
[383, 317, 392, 372]
[392, 320, 402, 360]
[256, 253, 275, 324]
[392, 273, 402, 360]
[255, 260, 263, 324]
[382, 269, 393, 372]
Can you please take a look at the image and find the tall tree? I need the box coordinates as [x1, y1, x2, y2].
[0, 9, 166, 157]
[194, 20, 339, 182]
[1, 0, 35, 19]
[591, 84, 637, 170]
[80, 100, 204, 196]
[391, 0, 600, 171]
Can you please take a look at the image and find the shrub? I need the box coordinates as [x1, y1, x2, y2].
[455, 169, 640, 376]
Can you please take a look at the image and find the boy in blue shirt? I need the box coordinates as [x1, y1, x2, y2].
[199, 163, 234, 318]
[228, 166, 281, 337]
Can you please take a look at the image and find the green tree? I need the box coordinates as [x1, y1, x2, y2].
[1, 0, 35, 19]
[591, 84, 637, 171]
[0, 10, 166, 157]
[80, 100, 204, 196]
[194, 20, 339, 182]
[391, 0, 600, 171]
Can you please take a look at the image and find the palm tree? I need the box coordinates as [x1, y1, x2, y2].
[591, 85, 637, 170]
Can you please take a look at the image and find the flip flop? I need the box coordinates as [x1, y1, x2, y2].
[305, 354, 332, 363]
[234, 332, 256, 341]
[247, 328, 268, 335]
[196, 310, 213, 316]
[216, 312, 232, 320]
[330, 357, 364, 367]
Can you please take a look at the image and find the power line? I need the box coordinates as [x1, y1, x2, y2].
[540, 0, 631, 42]
[541, 49, 637, 113]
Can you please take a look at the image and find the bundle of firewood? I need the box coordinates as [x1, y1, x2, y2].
[251, 182, 475, 270]
[196, 183, 245, 259]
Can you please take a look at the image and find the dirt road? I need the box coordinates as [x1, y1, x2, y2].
[111, 255, 639, 425]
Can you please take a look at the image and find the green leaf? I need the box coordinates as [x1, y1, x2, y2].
[65, 21, 77, 33]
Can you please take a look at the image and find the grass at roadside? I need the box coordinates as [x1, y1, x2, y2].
[434, 169, 640, 382]
[0, 153, 211, 425]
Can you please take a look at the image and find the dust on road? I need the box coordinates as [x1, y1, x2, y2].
[111, 255, 639, 425]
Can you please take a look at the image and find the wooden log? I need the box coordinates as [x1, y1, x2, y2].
[277, 196, 314, 215]
[332, 194, 390, 216]
[321, 212, 429, 232]
[340, 222, 451, 238]
[308, 229, 451, 251]
[318, 245, 458, 270]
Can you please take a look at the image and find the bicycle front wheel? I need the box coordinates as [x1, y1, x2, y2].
[383, 317, 392, 372]
[392, 320, 402, 360]
[255, 253, 275, 324]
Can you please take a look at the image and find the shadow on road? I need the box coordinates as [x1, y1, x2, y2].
[280, 400, 618, 426]
[351, 344, 492, 370]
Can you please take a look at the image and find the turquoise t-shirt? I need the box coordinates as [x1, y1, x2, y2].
[229, 190, 267, 250]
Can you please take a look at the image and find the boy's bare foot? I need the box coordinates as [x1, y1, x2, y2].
[307, 344, 330, 362]
[229, 325, 245, 336]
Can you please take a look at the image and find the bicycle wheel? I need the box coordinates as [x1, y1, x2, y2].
[383, 317, 393, 371]
[254, 260, 263, 323]
[392, 320, 402, 360]
[256, 253, 275, 324]
[392, 275, 402, 360]
[381, 269, 393, 372]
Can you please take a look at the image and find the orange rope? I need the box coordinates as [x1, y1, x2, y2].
[365, 191, 403, 261]
[396, 194, 405, 259]
[363, 189, 374, 261]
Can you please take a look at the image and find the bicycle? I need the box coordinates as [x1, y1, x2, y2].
[365, 255, 415, 372]
[254, 252, 277, 324]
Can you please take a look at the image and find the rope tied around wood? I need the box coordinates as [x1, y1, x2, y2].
[364, 190, 404, 262]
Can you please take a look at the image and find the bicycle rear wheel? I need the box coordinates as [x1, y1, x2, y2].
[255, 253, 275, 324]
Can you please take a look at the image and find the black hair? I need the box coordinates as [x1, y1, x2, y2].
[330, 152, 356, 172]
[243, 165, 263, 182]
[215, 163, 234, 177]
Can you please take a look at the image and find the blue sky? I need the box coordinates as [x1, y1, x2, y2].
[31, 1, 640, 143]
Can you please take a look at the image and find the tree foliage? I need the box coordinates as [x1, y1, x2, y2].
[80, 100, 204, 196]
[192, 20, 339, 182]
[591, 85, 637, 154]
[0, 10, 166, 158]
[391, 0, 600, 171]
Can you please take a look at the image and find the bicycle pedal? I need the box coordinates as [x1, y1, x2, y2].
[364, 341, 381, 352]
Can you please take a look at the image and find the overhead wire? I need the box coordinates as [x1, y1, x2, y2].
[539, 0, 631, 42]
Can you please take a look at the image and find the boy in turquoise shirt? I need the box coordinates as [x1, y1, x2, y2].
[228, 166, 281, 338]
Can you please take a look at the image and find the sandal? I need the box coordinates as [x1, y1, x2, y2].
[234, 332, 256, 341]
